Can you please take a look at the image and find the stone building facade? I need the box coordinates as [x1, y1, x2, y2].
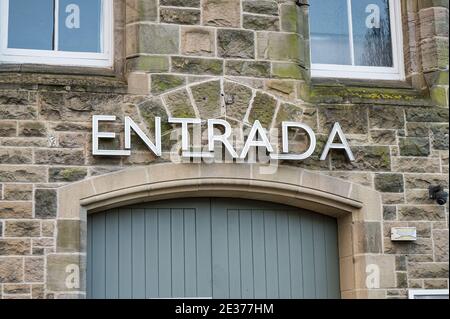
[0, 0, 448, 299]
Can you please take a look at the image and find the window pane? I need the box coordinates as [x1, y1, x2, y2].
[352, 0, 393, 67]
[8, 0, 54, 50]
[58, 0, 102, 53]
[310, 0, 351, 65]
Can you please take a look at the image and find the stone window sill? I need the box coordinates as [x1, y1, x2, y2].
[306, 77, 432, 106]
[0, 63, 127, 93]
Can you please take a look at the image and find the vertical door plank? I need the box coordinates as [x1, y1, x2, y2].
[277, 211, 291, 299]
[288, 213, 303, 299]
[301, 213, 316, 298]
[158, 208, 172, 298]
[87, 214, 93, 299]
[132, 209, 146, 298]
[171, 208, 185, 297]
[324, 217, 341, 299]
[105, 209, 119, 299]
[264, 210, 278, 298]
[92, 212, 106, 299]
[211, 200, 229, 298]
[196, 200, 212, 298]
[145, 209, 159, 298]
[252, 210, 266, 298]
[118, 208, 132, 299]
[313, 216, 327, 298]
[227, 209, 241, 298]
[184, 209, 197, 298]
[239, 209, 254, 298]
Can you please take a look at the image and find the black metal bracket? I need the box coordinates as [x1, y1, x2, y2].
[296, 1, 310, 7]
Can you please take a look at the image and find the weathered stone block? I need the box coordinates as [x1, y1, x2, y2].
[126, 56, 170, 73]
[375, 174, 404, 193]
[332, 146, 391, 171]
[271, 62, 304, 79]
[224, 81, 253, 121]
[126, 0, 158, 23]
[392, 157, 441, 173]
[409, 262, 448, 279]
[431, 124, 449, 150]
[266, 81, 295, 100]
[46, 254, 85, 291]
[404, 174, 449, 189]
[3, 283, 30, 294]
[0, 202, 33, 219]
[433, 229, 449, 262]
[191, 81, 222, 119]
[0, 121, 17, 137]
[225, 60, 271, 78]
[24, 257, 44, 283]
[164, 89, 196, 118]
[34, 149, 84, 165]
[126, 24, 179, 55]
[0, 239, 31, 255]
[370, 130, 397, 145]
[0, 258, 23, 283]
[151, 74, 186, 95]
[369, 106, 405, 129]
[181, 27, 215, 56]
[127, 72, 150, 95]
[57, 133, 85, 149]
[161, 0, 200, 7]
[354, 221, 382, 254]
[257, 32, 301, 63]
[171, 57, 223, 75]
[406, 107, 449, 122]
[399, 137, 430, 156]
[57, 220, 81, 253]
[407, 123, 430, 137]
[3, 184, 32, 201]
[41, 221, 55, 237]
[384, 238, 433, 255]
[383, 206, 397, 221]
[398, 205, 446, 221]
[49, 167, 87, 183]
[280, 3, 298, 32]
[218, 29, 255, 59]
[5, 221, 40, 237]
[160, 8, 200, 25]
[243, 14, 279, 31]
[243, 0, 278, 16]
[0, 148, 32, 164]
[248, 92, 277, 126]
[203, 0, 241, 27]
[18, 121, 47, 137]
[319, 105, 368, 134]
[35, 189, 57, 219]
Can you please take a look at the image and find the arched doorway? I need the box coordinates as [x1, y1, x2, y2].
[53, 163, 392, 299]
[87, 198, 340, 299]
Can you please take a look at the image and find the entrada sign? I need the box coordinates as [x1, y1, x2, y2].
[92, 116, 355, 161]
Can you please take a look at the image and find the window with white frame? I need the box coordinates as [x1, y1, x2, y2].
[309, 0, 404, 80]
[0, 0, 112, 67]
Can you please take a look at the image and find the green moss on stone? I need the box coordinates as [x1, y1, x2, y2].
[127, 56, 170, 73]
[151, 74, 185, 95]
[164, 89, 196, 118]
[248, 92, 277, 126]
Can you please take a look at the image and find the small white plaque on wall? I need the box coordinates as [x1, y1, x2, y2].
[391, 227, 417, 241]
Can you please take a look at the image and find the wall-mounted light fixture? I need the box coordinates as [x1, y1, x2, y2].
[429, 185, 448, 206]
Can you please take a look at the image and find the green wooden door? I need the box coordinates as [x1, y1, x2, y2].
[87, 198, 340, 299]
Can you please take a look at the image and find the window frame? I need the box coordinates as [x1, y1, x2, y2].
[310, 0, 405, 81]
[0, 0, 113, 68]
[408, 289, 449, 299]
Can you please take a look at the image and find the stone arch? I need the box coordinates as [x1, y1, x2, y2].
[50, 163, 395, 299]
